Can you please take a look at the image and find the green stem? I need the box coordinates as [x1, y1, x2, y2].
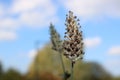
[71, 61, 74, 80]
[59, 53, 66, 80]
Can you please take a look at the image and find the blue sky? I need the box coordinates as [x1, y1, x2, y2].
[0, 0, 120, 76]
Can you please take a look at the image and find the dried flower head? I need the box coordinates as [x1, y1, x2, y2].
[63, 11, 84, 63]
[50, 23, 62, 52]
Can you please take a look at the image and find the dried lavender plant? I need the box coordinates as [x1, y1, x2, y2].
[63, 11, 85, 80]
[49, 23, 69, 80]
[50, 23, 62, 52]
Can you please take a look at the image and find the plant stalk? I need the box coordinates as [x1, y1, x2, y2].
[59, 51, 66, 80]
[71, 61, 74, 80]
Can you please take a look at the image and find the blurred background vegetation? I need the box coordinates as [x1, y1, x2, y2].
[0, 43, 120, 80]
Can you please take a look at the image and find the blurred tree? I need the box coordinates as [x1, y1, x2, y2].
[28, 44, 112, 80]
[34, 41, 40, 80]
[27, 44, 62, 80]
[39, 72, 61, 80]
[3, 68, 22, 80]
[0, 61, 3, 80]
[112, 77, 120, 80]
[0, 62, 3, 75]
[76, 62, 112, 80]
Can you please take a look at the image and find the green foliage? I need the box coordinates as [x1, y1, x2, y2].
[113, 77, 120, 80]
[0, 62, 3, 76]
[28, 44, 113, 80]
[73, 62, 112, 80]
[0, 62, 3, 80]
[3, 68, 22, 80]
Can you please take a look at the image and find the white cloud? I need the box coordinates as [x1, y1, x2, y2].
[0, 0, 58, 41]
[11, 0, 38, 13]
[0, 18, 18, 30]
[10, 0, 58, 27]
[84, 37, 101, 48]
[28, 49, 37, 59]
[61, 0, 120, 19]
[0, 0, 58, 29]
[108, 46, 120, 55]
[19, 10, 58, 28]
[0, 30, 17, 41]
[0, 18, 18, 41]
[11, 0, 46, 14]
